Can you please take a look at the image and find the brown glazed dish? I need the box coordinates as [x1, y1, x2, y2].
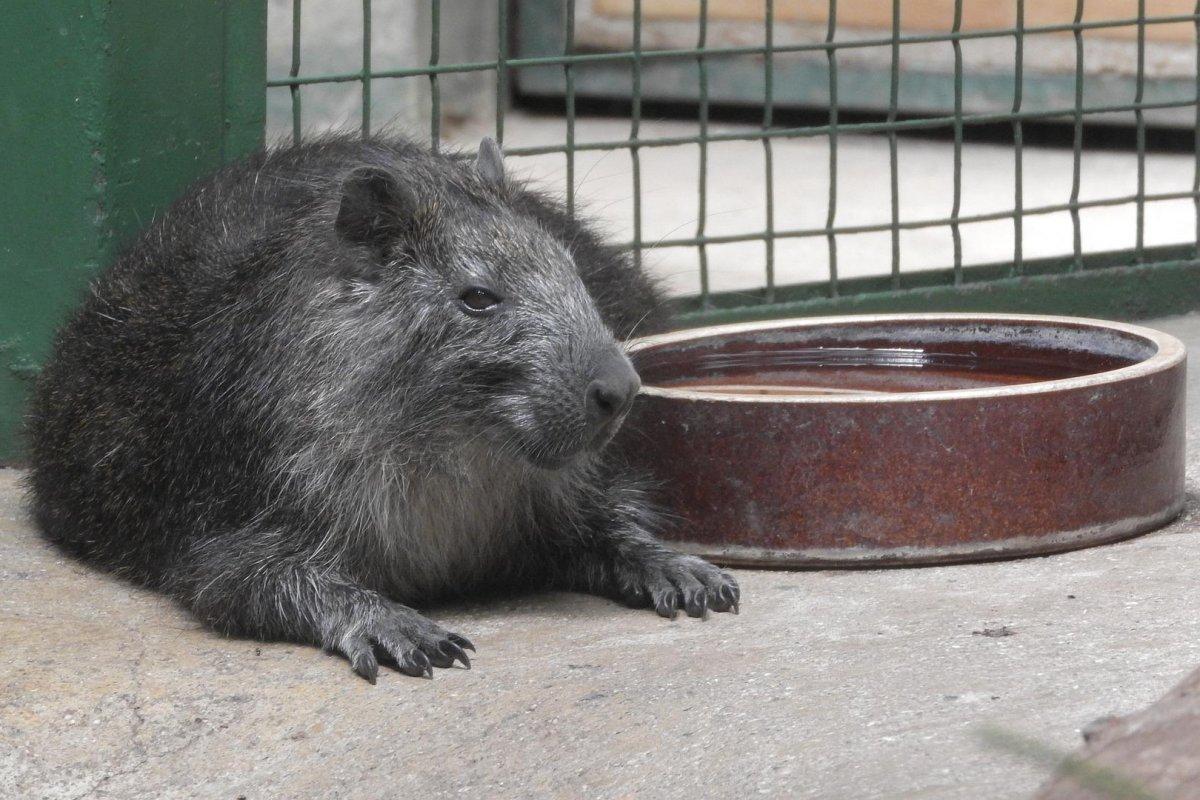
[619, 314, 1187, 568]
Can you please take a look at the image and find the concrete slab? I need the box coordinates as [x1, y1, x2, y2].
[2, 313, 1198, 800]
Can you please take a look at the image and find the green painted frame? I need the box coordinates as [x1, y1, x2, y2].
[0, 2, 268, 461]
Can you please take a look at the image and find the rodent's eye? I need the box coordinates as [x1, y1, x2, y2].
[458, 287, 503, 315]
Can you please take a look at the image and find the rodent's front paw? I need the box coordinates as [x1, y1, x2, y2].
[617, 553, 740, 620]
[335, 605, 475, 684]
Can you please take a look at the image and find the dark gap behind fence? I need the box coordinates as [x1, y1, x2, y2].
[513, 92, 1200, 154]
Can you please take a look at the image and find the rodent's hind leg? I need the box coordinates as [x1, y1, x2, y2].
[551, 470, 740, 620]
[172, 535, 474, 683]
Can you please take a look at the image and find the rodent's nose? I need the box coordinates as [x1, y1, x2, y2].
[585, 351, 641, 431]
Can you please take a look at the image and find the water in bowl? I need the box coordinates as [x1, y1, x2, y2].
[646, 346, 1131, 396]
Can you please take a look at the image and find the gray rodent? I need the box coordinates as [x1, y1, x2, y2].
[27, 134, 740, 682]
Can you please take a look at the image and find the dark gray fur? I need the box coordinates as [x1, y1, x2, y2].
[27, 135, 739, 683]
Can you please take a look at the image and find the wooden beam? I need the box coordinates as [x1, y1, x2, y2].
[1034, 666, 1200, 799]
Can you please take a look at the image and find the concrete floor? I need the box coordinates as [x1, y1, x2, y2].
[1, 313, 1198, 800]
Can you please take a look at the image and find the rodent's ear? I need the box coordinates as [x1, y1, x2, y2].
[474, 137, 505, 186]
[335, 166, 415, 252]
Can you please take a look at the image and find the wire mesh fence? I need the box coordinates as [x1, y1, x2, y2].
[265, 0, 1200, 323]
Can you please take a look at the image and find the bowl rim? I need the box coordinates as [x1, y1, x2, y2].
[628, 312, 1186, 404]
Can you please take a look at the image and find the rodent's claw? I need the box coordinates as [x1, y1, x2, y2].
[348, 644, 380, 685]
[447, 633, 476, 653]
[439, 640, 472, 669]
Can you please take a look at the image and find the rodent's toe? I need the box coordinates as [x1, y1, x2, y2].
[424, 644, 457, 670]
[372, 636, 433, 678]
[713, 584, 740, 614]
[345, 639, 380, 684]
[683, 558, 740, 615]
[399, 648, 434, 679]
[682, 586, 709, 619]
[651, 587, 680, 619]
[661, 567, 707, 619]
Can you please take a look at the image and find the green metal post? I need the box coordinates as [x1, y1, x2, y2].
[0, 2, 267, 462]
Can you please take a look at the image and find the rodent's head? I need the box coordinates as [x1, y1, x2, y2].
[327, 138, 640, 469]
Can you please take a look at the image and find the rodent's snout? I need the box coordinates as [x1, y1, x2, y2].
[584, 350, 641, 441]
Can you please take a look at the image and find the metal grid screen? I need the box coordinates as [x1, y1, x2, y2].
[267, 1, 1200, 324]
